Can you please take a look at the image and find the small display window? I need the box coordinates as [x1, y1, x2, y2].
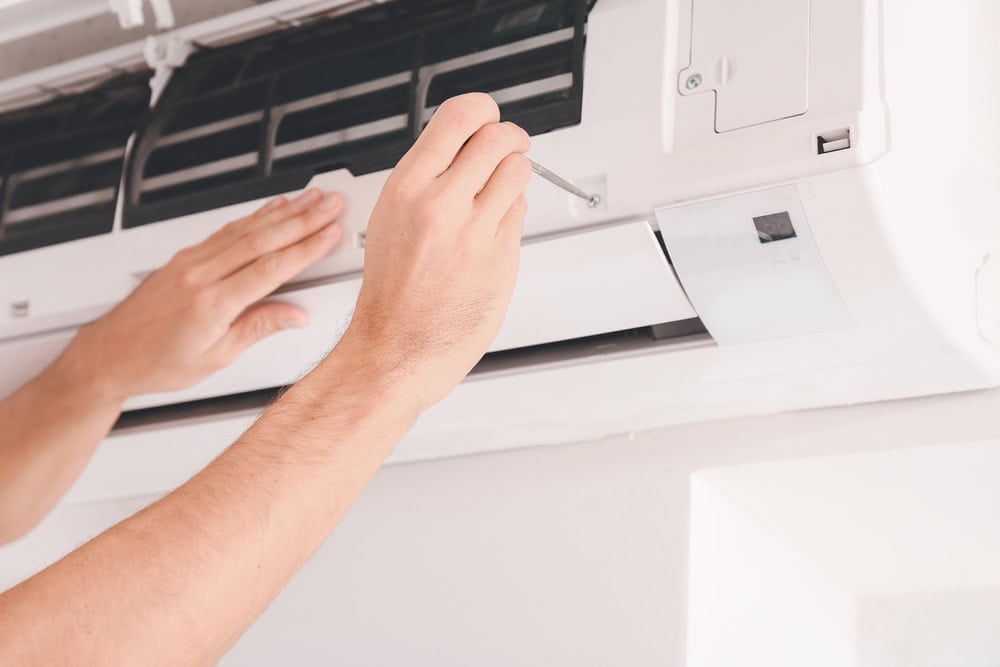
[752, 211, 797, 243]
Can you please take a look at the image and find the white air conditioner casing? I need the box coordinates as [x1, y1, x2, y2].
[0, 0, 998, 502]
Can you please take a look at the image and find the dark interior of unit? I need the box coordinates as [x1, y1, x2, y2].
[123, 0, 595, 228]
[0, 72, 151, 256]
[0, 0, 595, 255]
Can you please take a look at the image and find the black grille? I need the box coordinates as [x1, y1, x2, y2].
[0, 72, 151, 256]
[124, 0, 594, 229]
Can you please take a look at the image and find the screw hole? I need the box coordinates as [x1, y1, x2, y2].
[10, 301, 29, 318]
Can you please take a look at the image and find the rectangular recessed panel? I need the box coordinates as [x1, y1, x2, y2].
[491, 221, 697, 351]
[681, 0, 809, 132]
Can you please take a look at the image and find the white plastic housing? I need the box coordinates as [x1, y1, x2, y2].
[0, 0, 998, 478]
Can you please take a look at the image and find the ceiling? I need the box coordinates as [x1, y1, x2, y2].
[0, 0, 372, 110]
[0, 0, 276, 79]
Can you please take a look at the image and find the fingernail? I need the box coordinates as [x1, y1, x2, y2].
[294, 189, 321, 204]
[320, 222, 341, 237]
[318, 192, 342, 211]
[282, 317, 307, 329]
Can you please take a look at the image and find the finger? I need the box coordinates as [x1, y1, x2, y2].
[203, 192, 343, 281]
[444, 122, 530, 199]
[261, 195, 288, 213]
[195, 195, 292, 256]
[219, 223, 343, 317]
[237, 189, 325, 236]
[400, 93, 500, 180]
[495, 194, 528, 247]
[208, 302, 308, 368]
[192, 190, 323, 261]
[475, 153, 532, 230]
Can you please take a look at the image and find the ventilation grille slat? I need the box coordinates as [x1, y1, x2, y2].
[124, 0, 595, 229]
[0, 71, 151, 256]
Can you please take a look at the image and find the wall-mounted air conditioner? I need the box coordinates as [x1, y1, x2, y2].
[0, 0, 998, 501]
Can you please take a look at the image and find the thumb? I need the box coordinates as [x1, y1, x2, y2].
[211, 302, 308, 367]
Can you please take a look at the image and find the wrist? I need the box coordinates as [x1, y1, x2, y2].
[247, 340, 422, 471]
[307, 334, 426, 425]
[53, 325, 131, 406]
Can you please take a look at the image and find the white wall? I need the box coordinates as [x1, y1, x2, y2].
[2, 387, 1000, 665]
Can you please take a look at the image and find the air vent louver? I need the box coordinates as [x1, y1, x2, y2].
[0, 72, 151, 256]
[124, 0, 594, 229]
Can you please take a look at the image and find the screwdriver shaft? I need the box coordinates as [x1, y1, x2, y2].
[528, 159, 599, 207]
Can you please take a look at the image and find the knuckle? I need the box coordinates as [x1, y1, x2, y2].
[266, 200, 305, 226]
[250, 314, 273, 339]
[260, 195, 286, 213]
[225, 215, 253, 236]
[173, 264, 202, 288]
[188, 288, 216, 315]
[465, 92, 500, 120]
[306, 228, 334, 255]
[500, 121, 529, 146]
[510, 193, 529, 214]
[502, 120, 531, 141]
[386, 170, 417, 202]
[438, 98, 471, 130]
[504, 153, 531, 179]
[514, 197, 529, 221]
[247, 229, 276, 256]
[285, 198, 312, 216]
[170, 246, 195, 266]
[440, 93, 499, 129]
[305, 203, 336, 226]
[477, 122, 505, 148]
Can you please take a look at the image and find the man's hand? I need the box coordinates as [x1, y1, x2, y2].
[341, 92, 531, 408]
[0, 93, 533, 666]
[69, 189, 344, 399]
[0, 189, 343, 543]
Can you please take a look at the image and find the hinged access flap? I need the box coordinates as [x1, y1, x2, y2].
[679, 0, 810, 132]
[492, 220, 696, 351]
[0, 220, 696, 409]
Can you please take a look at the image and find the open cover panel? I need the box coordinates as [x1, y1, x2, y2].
[0, 217, 699, 409]
[0, 71, 151, 256]
[124, 0, 595, 229]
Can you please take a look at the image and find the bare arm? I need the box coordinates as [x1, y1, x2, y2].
[0, 93, 531, 665]
[0, 190, 346, 543]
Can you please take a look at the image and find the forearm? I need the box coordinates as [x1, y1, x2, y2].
[0, 93, 528, 665]
[0, 192, 346, 543]
[0, 334, 126, 542]
[0, 345, 419, 665]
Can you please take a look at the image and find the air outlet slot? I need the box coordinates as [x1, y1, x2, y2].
[124, 0, 595, 229]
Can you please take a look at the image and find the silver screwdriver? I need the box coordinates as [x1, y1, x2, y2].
[528, 159, 601, 208]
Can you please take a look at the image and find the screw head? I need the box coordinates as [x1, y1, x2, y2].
[9, 301, 29, 318]
[685, 73, 703, 90]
